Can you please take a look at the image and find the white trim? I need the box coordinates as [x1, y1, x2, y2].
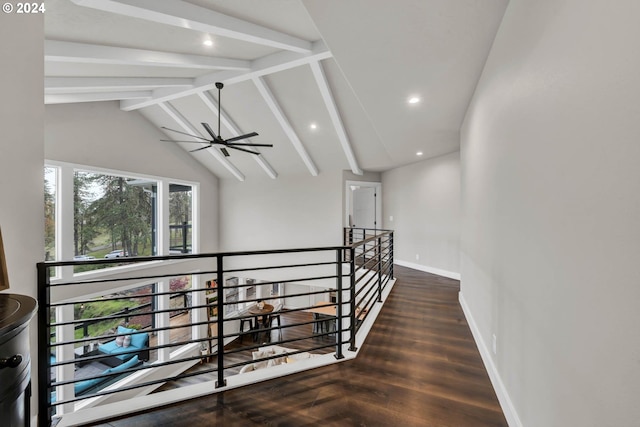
[345, 180, 382, 229]
[394, 259, 460, 280]
[458, 292, 523, 427]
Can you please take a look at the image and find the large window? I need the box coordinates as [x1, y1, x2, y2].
[44, 163, 198, 269]
[44, 167, 57, 262]
[74, 171, 156, 265]
[169, 184, 192, 254]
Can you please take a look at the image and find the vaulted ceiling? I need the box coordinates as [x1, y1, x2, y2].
[45, 0, 508, 181]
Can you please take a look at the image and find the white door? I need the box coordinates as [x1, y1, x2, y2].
[352, 186, 376, 229]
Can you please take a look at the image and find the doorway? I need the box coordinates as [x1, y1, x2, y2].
[345, 181, 382, 230]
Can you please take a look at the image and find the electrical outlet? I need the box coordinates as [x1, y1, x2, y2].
[389, 215, 393, 222]
[492, 334, 497, 354]
[415, 253, 420, 261]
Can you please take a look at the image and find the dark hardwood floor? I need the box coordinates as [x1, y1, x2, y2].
[91, 265, 507, 426]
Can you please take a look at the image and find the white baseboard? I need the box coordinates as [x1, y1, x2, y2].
[394, 259, 461, 280]
[458, 292, 523, 427]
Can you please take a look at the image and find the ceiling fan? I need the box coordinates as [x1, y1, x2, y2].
[161, 82, 272, 157]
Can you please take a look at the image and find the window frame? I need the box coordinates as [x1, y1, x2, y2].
[45, 160, 200, 281]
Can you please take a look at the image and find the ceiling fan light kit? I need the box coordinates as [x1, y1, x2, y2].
[161, 82, 273, 157]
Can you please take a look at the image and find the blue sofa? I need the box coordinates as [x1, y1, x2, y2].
[98, 326, 150, 363]
[74, 355, 141, 396]
[51, 355, 142, 402]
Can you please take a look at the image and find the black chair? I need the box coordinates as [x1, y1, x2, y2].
[239, 318, 253, 343]
[267, 302, 283, 340]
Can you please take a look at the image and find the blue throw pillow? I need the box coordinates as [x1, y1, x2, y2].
[117, 326, 148, 349]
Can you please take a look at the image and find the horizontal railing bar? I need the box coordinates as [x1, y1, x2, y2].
[41, 228, 394, 426]
[50, 357, 221, 407]
[221, 260, 340, 274]
[49, 289, 197, 308]
[48, 269, 219, 287]
[41, 245, 350, 269]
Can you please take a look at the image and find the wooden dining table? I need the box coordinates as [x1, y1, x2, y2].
[306, 301, 336, 316]
[306, 301, 367, 320]
[248, 303, 274, 341]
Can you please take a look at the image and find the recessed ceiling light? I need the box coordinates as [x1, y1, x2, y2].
[408, 96, 421, 104]
[310, 123, 317, 130]
[203, 39, 213, 47]
[416, 151, 423, 156]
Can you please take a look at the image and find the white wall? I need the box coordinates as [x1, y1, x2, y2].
[0, 13, 44, 297]
[219, 171, 343, 252]
[0, 11, 44, 423]
[460, 1, 640, 426]
[382, 152, 460, 278]
[45, 102, 220, 252]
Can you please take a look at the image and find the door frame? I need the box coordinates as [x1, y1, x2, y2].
[345, 180, 382, 229]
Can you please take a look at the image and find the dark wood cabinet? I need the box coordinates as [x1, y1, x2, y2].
[0, 294, 37, 427]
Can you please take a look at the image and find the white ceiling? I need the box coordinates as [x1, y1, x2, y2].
[45, 0, 508, 181]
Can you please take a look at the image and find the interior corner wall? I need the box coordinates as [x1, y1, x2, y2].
[45, 102, 220, 252]
[219, 171, 343, 252]
[0, 12, 44, 423]
[0, 12, 44, 297]
[460, 1, 640, 426]
[381, 152, 460, 279]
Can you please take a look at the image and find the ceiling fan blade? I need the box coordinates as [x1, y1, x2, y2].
[224, 132, 259, 143]
[160, 139, 209, 143]
[189, 145, 213, 153]
[220, 147, 230, 157]
[201, 122, 218, 140]
[161, 127, 210, 142]
[225, 142, 274, 148]
[227, 145, 260, 155]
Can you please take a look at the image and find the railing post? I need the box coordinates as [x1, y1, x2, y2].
[215, 255, 226, 388]
[37, 263, 52, 427]
[348, 247, 358, 352]
[377, 237, 383, 302]
[182, 221, 188, 253]
[390, 232, 394, 279]
[334, 249, 344, 360]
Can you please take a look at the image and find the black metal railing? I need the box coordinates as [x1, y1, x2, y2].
[37, 228, 393, 426]
[169, 222, 192, 253]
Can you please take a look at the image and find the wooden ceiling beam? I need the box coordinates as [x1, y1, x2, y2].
[70, 0, 312, 53]
[45, 91, 152, 104]
[120, 41, 331, 111]
[309, 61, 363, 175]
[46, 40, 250, 70]
[45, 77, 193, 95]
[252, 77, 318, 177]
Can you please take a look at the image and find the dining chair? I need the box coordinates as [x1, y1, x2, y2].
[268, 302, 283, 340]
[239, 317, 253, 343]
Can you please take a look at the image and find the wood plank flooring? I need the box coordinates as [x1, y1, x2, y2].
[90, 265, 507, 426]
